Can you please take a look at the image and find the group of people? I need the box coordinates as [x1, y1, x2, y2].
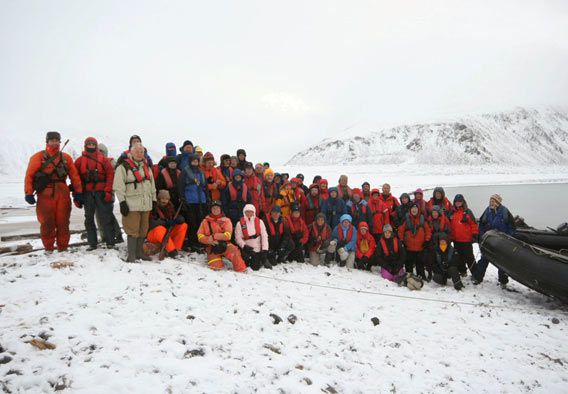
[24, 132, 516, 290]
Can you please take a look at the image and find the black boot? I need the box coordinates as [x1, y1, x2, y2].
[126, 235, 137, 263]
[136, 237, 152, 261]
[324, 252, 335, 266]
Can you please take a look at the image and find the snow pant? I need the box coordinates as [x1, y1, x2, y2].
[36, 183, 72, 251]
[423, 245, 435, 276]
[83, 191, 115, 247]
[473, 254, 509, 284]
[405, 250, 426, 278]
[206, 243, 246, 272]
[122, 211, 150, 238]
[288, 240, 306, 263]
[184, 203, 207, 247]
[432, 258, 463, 289]
[97, 207, 122, 243]
[336, 249, 356, 268]
[268, 239, 295, 264]
[453, 242, 475, 275]
[241, 248, 267, 271]
[381, 267, 405, 282]
[309, 240, 338, 266]
[146, 223, 188, 252]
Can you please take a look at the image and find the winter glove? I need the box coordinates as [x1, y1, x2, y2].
[25, 195, 36, 205]
[337, 247, 349, 261]
[175, 216, 185, 225]
[120, 201, 129, 216]
[73, 193, 83, 209]
[104, 192, 113, 203]
[165, 219, 176, 227]
[243, 245, 254, 254]
[337, 240, 347, 249]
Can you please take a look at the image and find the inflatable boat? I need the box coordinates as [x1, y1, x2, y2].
[513, 227, 568, 252]
[480, 230, 568, 303]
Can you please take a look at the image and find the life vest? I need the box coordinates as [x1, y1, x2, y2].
[123, 158, 151, 183]
[160, 168, 180, 189]
[155, 203, 175, 220]
[263, 181, 277, 199]
[310, 223, 330, 240]
[229, 183, 248, 202]
[267, 219, 284, 236]
[239, 217, 261, 240]
[405, 214, 425, 235]
[350, 202, 367, 216]
[287, 217, 304, 234]
[338, 225, 354, 243]
[79, 152, 106, 184]
[306, 194, 321, 211]
[430, 217, 449, 234]
[380, 237, 399, 256]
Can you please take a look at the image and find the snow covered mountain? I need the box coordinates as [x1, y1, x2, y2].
[287, 108, 568, 166]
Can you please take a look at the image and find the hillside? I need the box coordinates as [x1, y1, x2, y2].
[286, 108, 568, 166]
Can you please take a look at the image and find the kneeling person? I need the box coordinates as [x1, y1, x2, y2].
[355, 221, 376, 270]
[264, 205, 295, 265]
[235, 204, 271, 270]
[331, 214, 357, 268]
[376, 224, 407, 281]
[197, 201, 246, 271]
[307, 213, 335, 266]
[146, 190, 187, 258]
[286, 203, 309, 262]
[432, 235, 464, 290]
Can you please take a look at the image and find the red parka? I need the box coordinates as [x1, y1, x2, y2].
[398, 212, 432, 252]
[356, 222, 377, 259]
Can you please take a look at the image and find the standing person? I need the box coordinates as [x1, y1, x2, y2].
[197, 201, 246, 271]
[263, 162, 270, 171]
[379, 183, 400, 223]
[376, 224, 407, 282]
[176, 140, 194, 170]
[254, 163, 265, 181]
[264, 205, 295, 265]
[157, 142, 177, 170]
[230, 156, 238, 170]
[178, 153, 209, 250]
[369, 188, 389, 243]
[217, 154, 233, 184]
[331, 214, 357, 268]
[222, 169, 252, 225]
[116, 134, 153, 168]
[312, 175, 322, 185]
[273, 173, 283, 191]
[201, 152, 226, 202]
[243, 163, 263, 214]
[302, 183, 322, 227]
[146, 190, 187, 258]
[286, 203, 309, 262]
[426, 187, 452, 215]
[236, 149, 248, 170]
[431, 234, 464, 290]
[361, 182, 371, 201]
[473, 194, 514, 286]
[345, 188, 372, 230]
[296, 174, 309, 195]
[394, 193, 412, 229]
[355, 222, 376, 270]
[24, 131, 83, 252]
[412, 188, 428, 217]
[321, 187, 346, 229]
[290, 177, 305, 205]
[261, 168, 278, 218]
[235, 204, 271, 270]
[194, 146, 204, 160]
[274, 182, 296, 218]
[336, 175, 352, 202]
[307, 212, 335, 266]
[155, 156, 181, 208]
[398, 203, 431, 278]
[281, 173, 290, 183]
[97, 143, 123, 244]
[319, 179, 329, 201]
[74, 137, 115, 250]
[113, 143, 156, 262]
[448, 194, 479, 276]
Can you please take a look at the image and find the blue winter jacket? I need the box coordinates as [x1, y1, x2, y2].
[322, 192, 346, 228]
[479, 205, 514, 237]
[179, 165, 208, 204]
[332, 214, 357, 252]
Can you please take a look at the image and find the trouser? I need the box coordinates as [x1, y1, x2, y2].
[453, 242, 476, 274]
[355, 256, 375, 270]
[122, 211, 150, 238]
[268, 239, 295, 264]
[336, 249, 356, 268]
[184, 203, 207, 246]
[405, 250, 426, 278]
[308, 240, 337, 266]
[206, 243, 246, 272]
[97, 207, 122, 242]
[36, 184, 72, 251]
[473, 254, 509, 284]
[288, 243, 306, 263]
[84, 191, 115, 246]
[146, 223, 188, 252]
[241, 249, 266, 271]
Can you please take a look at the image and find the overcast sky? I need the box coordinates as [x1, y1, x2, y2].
[1, 0, 567, 164]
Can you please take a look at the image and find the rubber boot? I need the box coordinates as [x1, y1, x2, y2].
[126, 235, 137, 263]
[136, 237, 152, 261]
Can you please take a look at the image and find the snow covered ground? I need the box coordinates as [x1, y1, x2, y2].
[1, 247, 567, 393]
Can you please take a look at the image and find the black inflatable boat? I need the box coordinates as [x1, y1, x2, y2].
[480, 230, 568, 303]
[513, 228, 568, 252]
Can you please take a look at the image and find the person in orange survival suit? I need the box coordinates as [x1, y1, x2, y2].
[146, 190, 188, 258]
[24, 131, 83, 252]
[197, 200, 247, 271]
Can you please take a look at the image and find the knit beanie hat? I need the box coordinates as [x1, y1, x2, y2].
[490, 194, 503, 204]
[46, 131, 61, 142]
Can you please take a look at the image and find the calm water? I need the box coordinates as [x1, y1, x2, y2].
[443, 183, 568, 229]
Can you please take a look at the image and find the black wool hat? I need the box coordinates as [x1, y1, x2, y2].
[180, 140, 194, 152]
[45, 131, 61, 142]
[129, 134, 142, 147]
[237, 149, 246, 157]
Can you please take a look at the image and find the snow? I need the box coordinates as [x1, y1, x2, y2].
[1, 248, 567, 393]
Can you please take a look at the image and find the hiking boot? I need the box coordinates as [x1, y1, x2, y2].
[472, 278, 481, 285]
[499, 282, 508, 289]
[135, 237, 152, 261]
[454, 280, 464, 291]
[87, 245, 97, 251]
[126, 236, 137, 263]
[168, 250, 178, 258]
[263, 260, 273, 269]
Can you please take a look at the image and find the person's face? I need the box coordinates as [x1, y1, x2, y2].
[285, 184, 292, 191]
[353, 194, 361, 203]
[310, 188, 318, 196]
[342, 219, 350, 227]
[230, 158, 238, 167]
[86, 141, 97, 149]
[245, 210, 254, 218]
[191, 159, 199, 167]
[455, 200, 463, 208]
[274, 176, 281, 183]
[196, 151, 203, 158]
[489, 198, 497, 208]
[363, 185, 370, 192]
[223, 158, 231, 167]
[271, 211, 281, 221]
[415, 192, 423, 200]
[431, 210, 439, 219]
[131, 146, 144, 161]
[264, 164, 269, 170]
[234, 175, 243, 182]
[316, 216, 325, 226]
[238, 153, 246, 161]
[372, 192, 380, 200]
[158, 196, 169, 206]
[384, 230, 392, 238]
[211, 205, 221, 216]
[130, 138, 141, 147]
[410, 206, 419, 215]
[205, 159, 214, 168]
[435, 191, 442, 200]
[320, 184, 327, 190]
[265, 173, 274, 182]
[255, 165, 264, 173]
[401, 196, 409, 204]
[47, 139, 60, 148]
[184, 145, 193, 153]
[292, 210, 300, 218]
[282, 174, 289, 181]
[168, 161, 177, 170]
[330, 191, 338, 199]
[339, 178, 347, 186]
[360, 227, 368, 235]
[244, 168, 253, 176]
[382, 184, 390, 194]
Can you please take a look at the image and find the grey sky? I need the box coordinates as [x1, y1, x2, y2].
[1, 0, 567, 164]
